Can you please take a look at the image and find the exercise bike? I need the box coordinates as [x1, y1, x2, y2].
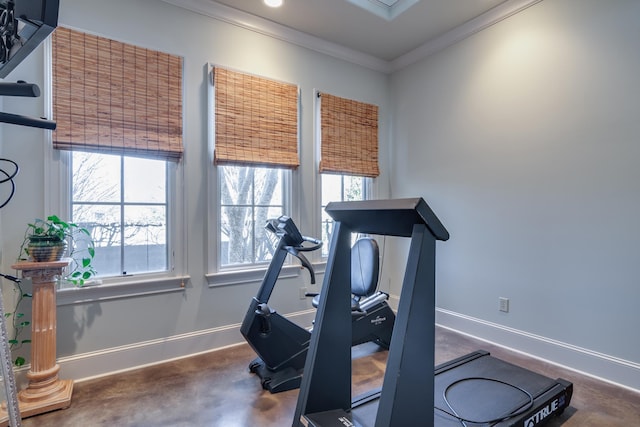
[240, 215, 395, 393]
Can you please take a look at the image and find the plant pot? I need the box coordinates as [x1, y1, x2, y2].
[27, 236, 68, 262]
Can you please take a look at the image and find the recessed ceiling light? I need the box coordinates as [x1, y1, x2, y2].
[264, 0, 283, 7]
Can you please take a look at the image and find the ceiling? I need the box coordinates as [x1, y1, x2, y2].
[164, 0, 542, 72]
[210, 0, 508, 61]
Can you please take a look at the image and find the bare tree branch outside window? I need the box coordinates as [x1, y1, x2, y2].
[71, 152, 168, 276]
[220, 165, 284, 267]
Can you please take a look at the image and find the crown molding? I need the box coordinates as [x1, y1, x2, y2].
[161, 0, 543, 74]
[161, 0, 392, 73]
[390, 0, 544, 72]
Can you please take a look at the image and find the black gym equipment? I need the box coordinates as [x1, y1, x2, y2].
[240, 215, 395, 394]
[293, 198, 573, 427]
[308, 236, 395, 349]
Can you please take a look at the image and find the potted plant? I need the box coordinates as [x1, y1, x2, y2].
[5, 216, 97, 367]
[19, 214, 97, 285]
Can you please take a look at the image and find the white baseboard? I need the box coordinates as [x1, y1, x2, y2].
[436, 308, 640, 393]
[15, 307, 639, 395]
[15, 309, 317, 387]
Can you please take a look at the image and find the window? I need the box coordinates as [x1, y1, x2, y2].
[219, 165, 289, 268]
[317, 91, 379, 255]
[320, 174, 367, 257]
[211, 66, 299, 273]
[71, 152, 168, 277]
[51, 27, 185, 295]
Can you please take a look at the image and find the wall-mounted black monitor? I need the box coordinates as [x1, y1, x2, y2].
[0, 0, 59, 79]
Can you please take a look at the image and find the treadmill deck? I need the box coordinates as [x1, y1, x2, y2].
[302, 351, 573, 427]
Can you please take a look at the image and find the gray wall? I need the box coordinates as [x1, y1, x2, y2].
[2, 0, 639, 390]
[0, 0, 390, 369]
[391, 0, 640, 364]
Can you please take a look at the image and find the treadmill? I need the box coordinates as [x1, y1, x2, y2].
[293, 198, 573, 427]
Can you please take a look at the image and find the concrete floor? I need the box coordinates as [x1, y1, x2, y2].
[21, 326, 640, 426]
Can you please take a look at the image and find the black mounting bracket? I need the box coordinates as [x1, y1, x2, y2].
[0, 80, 56, 130]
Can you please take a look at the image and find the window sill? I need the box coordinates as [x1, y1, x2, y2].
[56, 275, 189, 306]
[206, 262, 326, 288]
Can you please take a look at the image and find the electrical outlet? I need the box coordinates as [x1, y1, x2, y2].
[499, 297, 509, 313]
[299, 287, 308, 300]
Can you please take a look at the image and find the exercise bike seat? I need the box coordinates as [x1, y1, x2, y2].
[311, 237, 380, 311]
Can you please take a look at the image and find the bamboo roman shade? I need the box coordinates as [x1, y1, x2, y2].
[52, 27, 183, 161]
[319, 92, 379, 178]
[213, 67, 299, 168]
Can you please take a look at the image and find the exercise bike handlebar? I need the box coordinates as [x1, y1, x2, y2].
[296, 236, 322, 252]
[267, 216, 322, 284]
[285, 247, 316, 284]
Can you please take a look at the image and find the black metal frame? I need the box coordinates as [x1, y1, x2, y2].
[293, 197, 572, 427]
[294, 197, 449, 426]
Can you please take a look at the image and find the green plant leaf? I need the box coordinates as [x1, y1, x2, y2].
[82, 258, 91, 268]
[8, 339, 17, 345]
[15, 313, 24, 319]
[14, 356, 25, 367]
[19, 321, 30, 328]
[22, 339, 31, 344]
[4, 312, 11, 318]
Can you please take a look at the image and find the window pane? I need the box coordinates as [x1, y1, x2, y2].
[344, 176, 363, 201]
[73, 204, 122, 277]
[321, 174, 365, 257]
[221, 205, 253, 266]
[255, 206, 284, 263]
[123, 205, 167, 274]
[321, 174, 342, 206]
[221, 166, 253, 206]
[219, 165, 287, 268]
[73, 152, 120, 203]
[255, 168, 283, 206]
[72, 152, 169, 278]
[124, 157, 166, 203]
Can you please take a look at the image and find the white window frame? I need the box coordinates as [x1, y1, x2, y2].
[319, 173, 373, 257]
[205, 63, 301, 287]
[44, 39, 188, 306]
[314, 89, 378, 258]
[216, 164, 293, 270]
[46, 149, 188, 306]
[206, 165, 300, 289]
